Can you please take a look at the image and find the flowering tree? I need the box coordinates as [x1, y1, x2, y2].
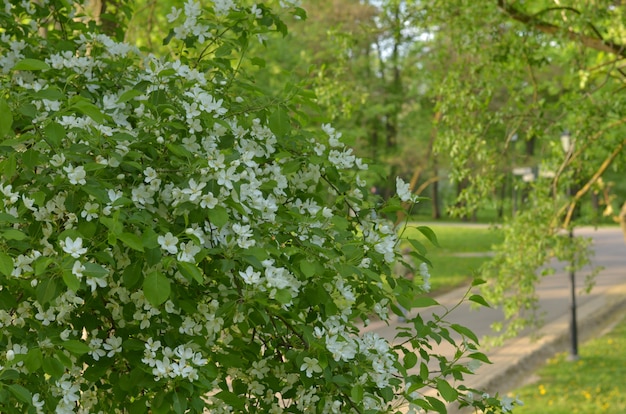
[0, 1, 512, 413]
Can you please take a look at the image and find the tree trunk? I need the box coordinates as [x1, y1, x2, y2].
[619, 202, 626, 241]
[496, 181, 506, 219]
[431, 157, 441, 219]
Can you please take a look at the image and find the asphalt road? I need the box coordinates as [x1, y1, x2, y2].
[361, 226, 626, 410]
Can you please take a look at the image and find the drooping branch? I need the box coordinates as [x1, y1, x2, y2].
[497, 0, 626, 59]
[559, 137, 626, 227]
[552, 116, 626, 201]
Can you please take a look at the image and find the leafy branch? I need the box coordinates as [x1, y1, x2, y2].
[497, 0, 626, 58]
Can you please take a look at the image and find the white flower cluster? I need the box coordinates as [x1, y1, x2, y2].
[420, 262, 431, 292]
[362, 218, 399, 263]
[87, 332, 123, 361]
[238, 258, 302, 305]
[141, 339, 208, 382]
[396, 177, 420, 203]
[0, 33, 27, 74]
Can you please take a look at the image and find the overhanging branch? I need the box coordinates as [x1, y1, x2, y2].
[497, 0, 626, 59]
[559, 137, 626, 227]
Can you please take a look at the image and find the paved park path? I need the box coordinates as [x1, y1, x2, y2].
[362, 226, 626, 411]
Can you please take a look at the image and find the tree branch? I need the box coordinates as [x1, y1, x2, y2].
[497, 0, 626, 58]
[558, 137, 626, 227]
[566, 137, 626, 225]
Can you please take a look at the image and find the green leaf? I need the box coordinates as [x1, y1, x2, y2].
[166, 143, 192, 158]
[12, 58, 50, 71]
[36, 278, 60, 305]
[250, 57, 265, 68]
[215, 391, 245, 410]
[62, 340, 91, 355]
[78, 221, 98, 240]
[117, 89, 144, 104]
[412, 296, 439, 308]
[406, 238, 427, 255]
[177, 262, 203, 283]
[34, 257, 53, 276]
[123, 260, 143, 289]
[24, 348, 43, 372]
[43, 122, 66, 147]
[0, 252, 13, 276]
[467, 352, 491, 364]
[281, 160, 301, 174]
[0, 212, 21, 224]
[294, 7, 307, 20]
[215, 44, 231, 57]
[469, 294, 491, 308]
[145, 247, 161, 267]
[83, 263, 109, 278]
[419, 362, 429, 381]
[172, 391, 187, 414]
[141, 228, 160, 249]
[129, 398, 149, 414]
[83, 162, 108, 172]
[416, 226, 440, 247]
[119, 232, 144, 252]
[299, 260, 316, 277]
[7, 384, 31, 404]
[0, 369, 19, 381]
[100, 216, 123, 235]
[71, 98, 105, 123]
[208, 205, 229, 227]
[350, 385, 364, 404]
[2, 229, 27, 241]
[62, 270, 81, 291]
[274, 289, 292, 304]
[0, 98, 13, 138]
[450, 323, 479, 344]
[436, 378, 458, 403]
[143, 271, 171, 307]
[0, 154, 17, 178]
[22, 149, 43, 169]
[55, 349, 73, 367]
[425, 395, 448, 413]
[163, 29, 175, 46]
[409, 250, 432, 268]
[380, 199, 404, 213]
[404, 352, 417, 369]
[269, 107, 291, 137]
[33, 87, 64, 100]
[404, 352, 418, 370]
[41, 358, 63, 378]
[471, 278, 487, 287]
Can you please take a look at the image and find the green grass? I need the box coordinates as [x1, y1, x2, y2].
[510, 314, 626, 413]
[400, 224, 504, 293]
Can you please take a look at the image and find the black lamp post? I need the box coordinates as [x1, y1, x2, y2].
[560, 131, 579, 360]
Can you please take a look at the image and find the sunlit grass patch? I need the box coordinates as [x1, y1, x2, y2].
[511, 314, 626, 413]
[400, 224, 504, 293]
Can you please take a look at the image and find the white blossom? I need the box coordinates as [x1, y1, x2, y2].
[158, 232, 179, 254]
[63, 164, 87, 185]
[61, 237, 88, 258]
[396, 177, 413, 202]
[177, 241, 201, 263]
[420, 262, 431, 292]
[300, 357, 322, 378]
[239, 266, 261, 285]
[103, 335, 123, 357]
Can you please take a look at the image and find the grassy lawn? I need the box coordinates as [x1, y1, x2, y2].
[510, 314, 626, 413]
[400, 224, 504, 293]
